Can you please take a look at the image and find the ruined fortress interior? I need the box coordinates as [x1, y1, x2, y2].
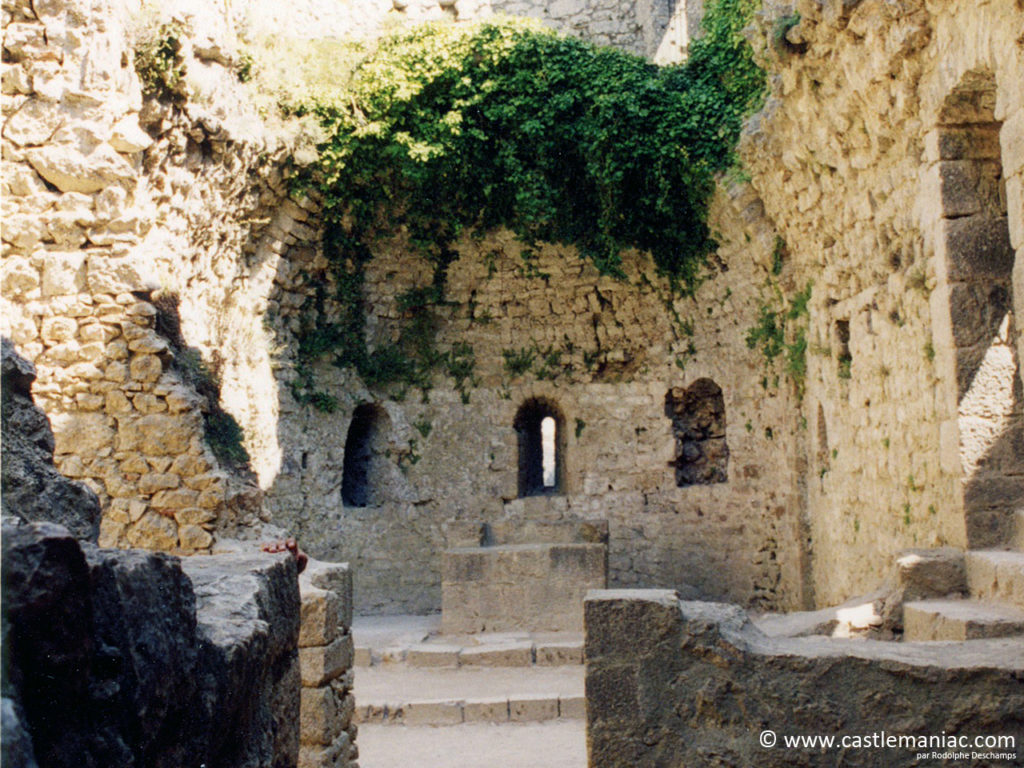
[2, 0, 1024, 766]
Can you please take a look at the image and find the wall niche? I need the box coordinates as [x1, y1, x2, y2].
[666, 379, 729, 486]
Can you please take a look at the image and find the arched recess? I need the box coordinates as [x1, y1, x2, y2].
[514, 398, 565, 497]
[341, 403, 391, 508]
[929, 69, 1023, 547]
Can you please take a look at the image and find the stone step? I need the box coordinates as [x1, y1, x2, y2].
[356, 693, 585, 726]
[353, 666, 585, 726]
[903, 599, 1024, 641]
[352, 615, 584, 668]
[965, 549, 1024, 609]
[1014, 509, 1024, 550]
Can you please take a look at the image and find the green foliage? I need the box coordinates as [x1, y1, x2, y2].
[134, 23, 185, 100]
[236, 50, 255, 83]
[502, 346, 537, 377]
[746, 280, 812, 397]
[204, 411, 251, 467]
[291, 0, 765, 399]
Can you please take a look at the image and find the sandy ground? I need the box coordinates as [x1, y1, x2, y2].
[357, 721, 587, 768]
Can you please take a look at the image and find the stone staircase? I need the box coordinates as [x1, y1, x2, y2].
[903, 512, 1024, 641]
[352, 615, 585, 726]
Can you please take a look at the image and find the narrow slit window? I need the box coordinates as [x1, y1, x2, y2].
[514, 399, 564, 497]
[541, 416, 556, 488]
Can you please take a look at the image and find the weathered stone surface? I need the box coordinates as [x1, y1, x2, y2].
[443, 542, 607, 633]
[585, 591, 1024, 768]
[1, 520, 302, 768]
[1, 339, 101, 541]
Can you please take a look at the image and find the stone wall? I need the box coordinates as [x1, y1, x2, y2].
[584, 590, 1024, 768]
[741, 0, 1024, 605]
[265, 181, 809, 615]
[2, 519, 302, 768]
[379, 0, 700, 62]
[298, 560, 358, 768]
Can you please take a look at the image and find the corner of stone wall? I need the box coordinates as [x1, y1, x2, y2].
[298, 559, 358, 768]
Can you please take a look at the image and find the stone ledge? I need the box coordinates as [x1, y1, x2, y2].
[585, 590, 1024, 767]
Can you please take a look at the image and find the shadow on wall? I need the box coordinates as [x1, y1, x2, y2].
[147, 292, 257, 479]
[932, 69, 1024, 549]
[0, 338, 101, 541]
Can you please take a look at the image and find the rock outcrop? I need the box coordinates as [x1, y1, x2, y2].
[1, 520, 301, 768]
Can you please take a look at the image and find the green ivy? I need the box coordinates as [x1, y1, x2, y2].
[291, 0, 765, 397]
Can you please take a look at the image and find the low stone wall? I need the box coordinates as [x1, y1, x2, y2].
[443, 542, 606, 633]
[584, 590, 1024, 768]
[298, 560, 358, 768]
[2, 520, 302, 768]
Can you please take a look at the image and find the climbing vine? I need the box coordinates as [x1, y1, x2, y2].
[289, 0, 765, 403]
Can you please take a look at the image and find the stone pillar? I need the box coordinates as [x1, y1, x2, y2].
[298, 560, 359, 768]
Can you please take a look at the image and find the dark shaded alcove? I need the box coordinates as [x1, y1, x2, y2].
[514, 398, 564, 497]
[341, 403, 388, 508]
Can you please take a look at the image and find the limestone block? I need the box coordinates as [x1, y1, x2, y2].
[298, 731, 351, 768]
[127, 331, 169, 355]
[299, 584, 341, 648]
[137, 473, 180, 494]
[37, 251, 86, 296]
[1, 96, 66, 148]
[406, 644, 461, 667]
[87, 253, 160, 294]
[509, 695, 558, 722]
[178, 524, 213, 550]
[304, 560, 354, 629]
[116, 413, 196, 455]
[895, 548, 966, 601]
[463, 698, 509, 722]
[26, 143, 136, 194]
[299, 634, 353, 687]
[1, 255, 40, 298]
[300, 686, 344, 746]
[2, 214, 46, 249]
[559, 695, 586, 719]
[150, 489, 199, 511]
[40, 316, 77, 343]
[50, 412, 113, 454]
[459, 642, 532, 667]
[174, 507, 218, 526]
[402, 700, 463, 726]
[109, 116, 152, 154]
[1007, 173, 1023, 249]
[125, 510, 178, 550]
[129, 354, 163, 382]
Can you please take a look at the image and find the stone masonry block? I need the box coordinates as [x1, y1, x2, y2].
[406, 643, 461, 667]
[463, 698, 509, 723]
[509, 695, 559, 722]
[304, 560, 353, 629]
[298, 731, 351, 768]
[300, 686, 343, 746]
[940, 216, 1014, 282]
[459, 641, 532, 667]
[299, 633, 353, 687]
[402, 700, 464, 726]
[299, 584, 341, 648]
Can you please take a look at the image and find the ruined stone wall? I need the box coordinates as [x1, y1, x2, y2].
[584, 590, 1024, 768]
[741, 0, 1024, 606]
[265, 180, 809, 615]
[388, 0, 694, 61]
[1, 0, 321, 552]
